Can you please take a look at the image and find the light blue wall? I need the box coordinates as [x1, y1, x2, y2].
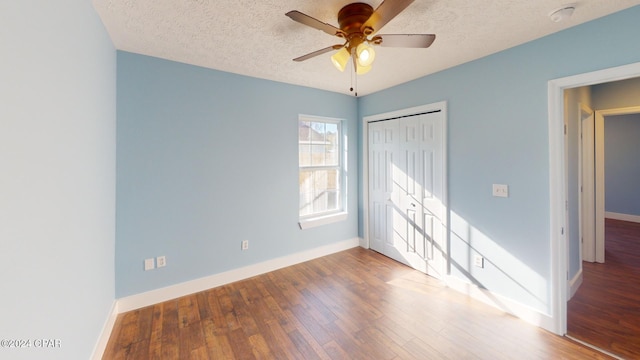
[604, 114, 640, 216]
[0, 1, 116, 359]
[116, 52, 358, 297]
[358, 6, 640, 314]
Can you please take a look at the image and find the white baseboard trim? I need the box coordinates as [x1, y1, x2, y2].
[605, 211, 640, 223]
[117, 238, 361, 313]
[91, 300, 119, 360]
[568, 268, 583, 300]
[444, 275, 555, 334]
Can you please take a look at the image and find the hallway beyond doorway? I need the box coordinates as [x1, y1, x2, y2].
[568, 218, 640, 359]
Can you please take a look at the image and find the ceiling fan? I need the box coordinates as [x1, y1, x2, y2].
[286, 0, 435, 75]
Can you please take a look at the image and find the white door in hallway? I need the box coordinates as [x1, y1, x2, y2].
[368, 110, 445, 278]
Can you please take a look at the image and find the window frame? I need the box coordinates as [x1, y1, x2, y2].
[298, 114, 347, 229]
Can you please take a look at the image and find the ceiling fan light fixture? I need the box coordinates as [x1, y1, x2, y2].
[356, 63, 372, 75]
[356, 42, 376, 67]
[330, 47, 350, 72]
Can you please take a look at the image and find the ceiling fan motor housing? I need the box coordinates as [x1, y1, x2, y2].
[338, 3, 374, 35]
[337, 2, 375, 51]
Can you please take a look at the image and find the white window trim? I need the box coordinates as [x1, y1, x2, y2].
[298, 114, 348, 229]
[299, 211, 348, 230]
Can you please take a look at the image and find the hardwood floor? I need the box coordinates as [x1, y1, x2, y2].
[104, 247, 612, 359]
[568, 218, 640, 359]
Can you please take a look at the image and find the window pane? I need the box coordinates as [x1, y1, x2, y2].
[311, 122, 326, 139]
[313, 169, 328, 191]
[309, 121, 323, 167]
[326, 190, 339, 211]
[325, 123, 339, 166]
[299, 170, 313, 216]
[298, 117, 343, 218]
[325, 122, 338, 135]
[311, 144, 325, 166]
[299, 144, 311, 166]
[299, 121, 311, 166]
[299, 121, 311, 142]
[325, 144, 338, 165]
[311, 189, 339, 213]
[311, 169, 340, 213]
[300, 193, 312, 216]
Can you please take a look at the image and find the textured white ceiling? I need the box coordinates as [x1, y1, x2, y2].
[93, 0, 640, 96]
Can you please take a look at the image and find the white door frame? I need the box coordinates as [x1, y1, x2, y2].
[362, 101, 448, 276]
[548, 61, 640, 335]
[580, 104, 595, 264]
[595, 110, 606, 264]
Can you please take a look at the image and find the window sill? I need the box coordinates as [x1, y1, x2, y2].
[299, 212, 348, 230]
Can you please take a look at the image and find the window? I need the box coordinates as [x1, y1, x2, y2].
[298, 116, 346, 228]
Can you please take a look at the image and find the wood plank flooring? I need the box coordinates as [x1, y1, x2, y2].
[104, 247, 613, 359]
[568, 218, 640, 359]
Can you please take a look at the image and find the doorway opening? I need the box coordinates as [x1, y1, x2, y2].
[571, 105, 640, 358]
[549, 62, 640, 347]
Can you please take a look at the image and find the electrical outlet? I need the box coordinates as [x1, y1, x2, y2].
[144, 258, 155, 271]
[492, 184, 509, 198]
[474, 255, 484, 268]
[157, 256, 166, 268]
[241, 240, 249, 251]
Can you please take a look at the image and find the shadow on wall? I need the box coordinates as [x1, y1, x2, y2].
[380, 196, 548, 316]
[448, 210, 548, 313]
[378, 161, 548, 315]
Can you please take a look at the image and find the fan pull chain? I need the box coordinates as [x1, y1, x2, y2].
[355, 72, 358, 97]
[350, 66, 354, 94]
[349, 62, 358, 96]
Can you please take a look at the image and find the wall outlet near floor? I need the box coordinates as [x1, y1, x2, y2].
[241, 240, 249, 251]
[157, 255, 166, 268]
[474, 255, 484, 268]
[144, 258, 155, 271]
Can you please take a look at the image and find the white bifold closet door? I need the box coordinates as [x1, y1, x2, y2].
[368, 111, 445, 278]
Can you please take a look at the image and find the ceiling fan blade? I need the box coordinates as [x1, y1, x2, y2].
[293, 45, 343, 62]
[362, 0, 415, 35]
[374, 34, 436, 48]
[286, 11, 343, 37]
